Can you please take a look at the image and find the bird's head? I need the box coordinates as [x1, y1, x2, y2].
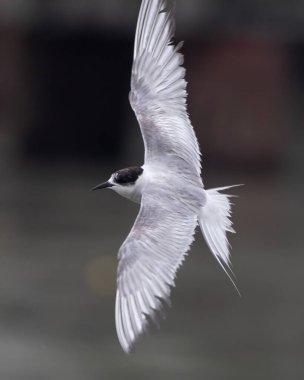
[92, 166, 144, 202]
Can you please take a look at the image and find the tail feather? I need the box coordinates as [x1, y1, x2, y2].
[199, 185, 242, 295]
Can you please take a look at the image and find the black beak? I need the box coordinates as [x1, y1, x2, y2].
[91, 181, 113, 191]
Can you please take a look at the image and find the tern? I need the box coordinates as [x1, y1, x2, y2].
[93, 0, 240, 353]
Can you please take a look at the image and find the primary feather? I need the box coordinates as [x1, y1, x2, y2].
[116, 188, 199, 352]
[130, 0, 201, 175]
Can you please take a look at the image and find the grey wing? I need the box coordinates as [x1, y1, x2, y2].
[115, 190, 198, 352]
[130, 0, 201, 176]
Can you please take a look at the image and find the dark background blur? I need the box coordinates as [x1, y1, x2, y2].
[0, 0, 304, 379]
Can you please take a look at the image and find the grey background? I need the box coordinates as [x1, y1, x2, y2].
[0, 0, 303, 379]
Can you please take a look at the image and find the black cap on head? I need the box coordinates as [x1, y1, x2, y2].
[114, 166, 143, 185]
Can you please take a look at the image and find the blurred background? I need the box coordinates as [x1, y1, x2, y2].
[0, 0, 303, 379]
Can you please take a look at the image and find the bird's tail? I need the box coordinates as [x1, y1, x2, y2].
[199, 185, 242, 295]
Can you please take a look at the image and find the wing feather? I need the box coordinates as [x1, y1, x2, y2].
[130, 0, 201, 176]
[115, 191, 198, 352]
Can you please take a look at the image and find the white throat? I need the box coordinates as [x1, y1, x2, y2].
[110, 172, 145, 204]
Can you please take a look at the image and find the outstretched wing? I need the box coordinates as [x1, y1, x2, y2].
[115, 189, 198, 352]
[129, 0, 201, 176]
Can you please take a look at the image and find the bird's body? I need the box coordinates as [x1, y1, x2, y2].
[110, 162, 205, 206]
[93, 0, 239, 353]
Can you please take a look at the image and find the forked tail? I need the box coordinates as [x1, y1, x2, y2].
[199, 185, 242, 295]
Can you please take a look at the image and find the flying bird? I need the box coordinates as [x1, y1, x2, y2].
[93, 0, 239, 353]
